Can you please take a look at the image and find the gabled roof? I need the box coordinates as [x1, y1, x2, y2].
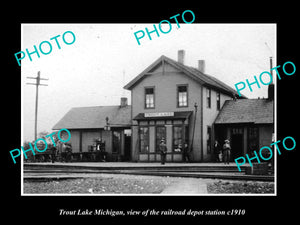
[52, 105, 131, 130]
[214, 99, 273, 124]
[124, 55, 246, 98]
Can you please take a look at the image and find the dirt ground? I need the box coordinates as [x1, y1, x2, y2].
[207, 180, 274, 194]
[23, 173, 274, 195]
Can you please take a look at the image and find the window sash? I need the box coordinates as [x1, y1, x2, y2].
[206, 88, 211, 108]
[145, 94, 154, 108]
[216, 92, 221, 110]
[177, 85, 188, 107]
[145, 87, 155, 108]
[139, 127, 149, 153]
[173, 126, 183, 152]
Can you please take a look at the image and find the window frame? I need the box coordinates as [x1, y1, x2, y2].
[177, 84, 188, 108]
[144, 86, 155, 109]
[173, 125, 184, 152]
[139, 126, 149, 153]
[216, 91, 221, 110]
[206, 88, 211, 108]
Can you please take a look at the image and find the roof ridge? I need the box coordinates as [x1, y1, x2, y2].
[52, 104, 131, 130]
[166, 57, 242, 97]
[71, 105, 131, 109]
[124, 54, 246, 98]
[214, 98, 273, 124]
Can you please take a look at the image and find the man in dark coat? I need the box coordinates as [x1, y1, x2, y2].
[51, 145, 57, 163]
[65, 143, 72, 162]
[223, 140, 231, 165]
[159, 139, 167, 165]
[214, 140, 221, 162]
[182, 143, 190, 162]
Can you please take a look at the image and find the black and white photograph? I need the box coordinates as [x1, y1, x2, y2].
[3, 5, 298, 224]
[21, 23, 276, 196]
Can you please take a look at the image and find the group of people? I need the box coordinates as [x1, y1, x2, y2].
[214, 140, 231, 164]
[51, 139, 231, 165]
[49, 143, 72, 163]
[158, 138, 232, 165]
[158, 139, 190, 165]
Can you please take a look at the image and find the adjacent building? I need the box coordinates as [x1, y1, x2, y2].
[214, 98, 274, 160]
[52, 98, 132, 161]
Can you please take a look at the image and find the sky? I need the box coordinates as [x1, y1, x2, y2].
[21, 23, 276, 142]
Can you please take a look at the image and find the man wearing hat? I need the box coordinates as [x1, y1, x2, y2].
[159, 138, 167, 165]
[223, 139, 231, 165]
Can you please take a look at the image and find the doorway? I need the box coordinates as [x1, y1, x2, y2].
[112, 131, 121, 154]
[124, 129, 131, 161]
[155, 126, 166, 152]
[231, 128, 244, 161]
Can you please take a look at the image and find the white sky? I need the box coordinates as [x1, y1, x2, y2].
[21, 23, 276, 142]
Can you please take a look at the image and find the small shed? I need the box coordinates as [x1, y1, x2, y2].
[214, 98, 274, 160]
[52, 98, 132, 161]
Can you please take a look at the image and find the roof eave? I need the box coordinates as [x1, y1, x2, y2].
[124, 55, 166, 90]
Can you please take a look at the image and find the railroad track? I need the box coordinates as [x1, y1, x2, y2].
[23, 164, 274, 181]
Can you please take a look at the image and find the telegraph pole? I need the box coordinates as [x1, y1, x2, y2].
[190, 102, 198, 152]
[265, 42, 274, 79]
[26, 71, 48, 140]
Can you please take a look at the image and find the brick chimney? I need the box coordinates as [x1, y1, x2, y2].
[198, 60, 205, 73]
[120, 97, 128, 107]
[178, 50, 185, 64]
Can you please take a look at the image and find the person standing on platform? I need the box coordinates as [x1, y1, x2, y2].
[51, 145, 57, 163]
[223, 139, 231, 165]
[182, 142, 190, 162]
[214, 140, 221, 162]
[159, 139, 167, 165]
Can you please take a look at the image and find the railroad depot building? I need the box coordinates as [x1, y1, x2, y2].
[52, 50, 274, 162]
[124, 50, 247, 162]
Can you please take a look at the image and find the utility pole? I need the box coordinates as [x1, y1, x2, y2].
[265, 42, 274, 78]
[190, 102, 198, 153]
[26, 71, 48, 140]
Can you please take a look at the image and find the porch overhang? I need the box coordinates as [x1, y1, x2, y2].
[133, 111, 193, 121]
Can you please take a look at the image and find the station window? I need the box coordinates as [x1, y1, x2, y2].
[145, 87, 155, 109]
[139, 127, 149, 153]
[173, 126, 183, 152]
[177, 85, 188, 107]
[217, 91, 221, 110]
[206, 88, 211, 108]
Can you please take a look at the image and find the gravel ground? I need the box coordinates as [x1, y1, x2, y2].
[23, 173, 275, 194]
[23, 174, 180, 194]
[207, 180, 275, 194]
